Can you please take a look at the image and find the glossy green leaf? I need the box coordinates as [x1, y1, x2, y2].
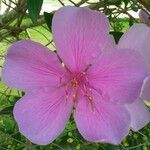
[27, 0, 43, 23]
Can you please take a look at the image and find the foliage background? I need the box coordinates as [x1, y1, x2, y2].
[0, 0, 150, 149]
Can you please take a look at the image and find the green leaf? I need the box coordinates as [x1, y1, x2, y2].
[108, 0, 121, 6]
[110, 31, 123, 43]
[129, 17, 133, 27]
[145, 0, 150, 5]
[0, 116, 15, 134]
[131, 4, 139, 12]
[122, 0, 129, 6]
[44, 12, 53, 31]
[8, 95, 21, 105]
[27, 0, 43, 23]
[0, 106, 13, 115]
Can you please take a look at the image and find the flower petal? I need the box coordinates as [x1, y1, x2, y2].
[139, 10, 150, 26]
[87, 49, 148, 104]
[74, 91, 130, 145]
[125, 98, 150, 131]
[140, 76, 150, 100]
[52, 6, 115, 72]
[13, 88, 73, 145]
[2, 40, 66, 91]
[118, 24, 150, 72]
[118, 24, 150, 100]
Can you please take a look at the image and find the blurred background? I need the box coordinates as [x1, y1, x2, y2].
[0, 0, 150, 149]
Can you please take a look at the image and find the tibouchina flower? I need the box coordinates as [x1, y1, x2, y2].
[139, 10, 150, 27]
[118, 24, 150, 131]
[2, 7, 148, 145]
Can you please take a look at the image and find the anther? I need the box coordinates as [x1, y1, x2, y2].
[73, 93, 77, 102]
[88, 96, 93, 101]
[61, 62, 65, 67]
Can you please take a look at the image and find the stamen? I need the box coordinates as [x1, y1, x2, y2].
[61, 62, 65, 68]
[82, 82, 95, 112]
[88, 96, 93, 101]
[81, 71, 86, 76]
[71, 78, 79, 88]
[73, 93, 78, 103]
[87, 95, 95, 112]
[84, 64, 92, 72]
[65, 89, 69, 103]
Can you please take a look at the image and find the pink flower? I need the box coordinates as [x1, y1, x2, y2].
[139, 10, 150, 27]
[118, 24, 150, 131]
[2, 7, 149, 145]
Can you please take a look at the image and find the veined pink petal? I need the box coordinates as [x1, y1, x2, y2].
[74, 91, 130, 145]
[118, 24, 150, 72]
[13, 88, 73, 145]
[2, 40, 67, 91]
[87, 49, 148, 104]
[118, 24, 150, 100]
[52, 6, 115, 72]
[140, 76, 150, 100]
[125, 98, 150, 131]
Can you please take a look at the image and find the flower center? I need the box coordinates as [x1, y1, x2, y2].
[61, 71, 96, 110]
[71, 78, 79, 88]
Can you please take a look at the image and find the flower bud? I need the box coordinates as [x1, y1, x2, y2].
[139, 9, 150, 26]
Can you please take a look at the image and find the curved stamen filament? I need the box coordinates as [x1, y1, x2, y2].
[73, 92, 78, 103]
